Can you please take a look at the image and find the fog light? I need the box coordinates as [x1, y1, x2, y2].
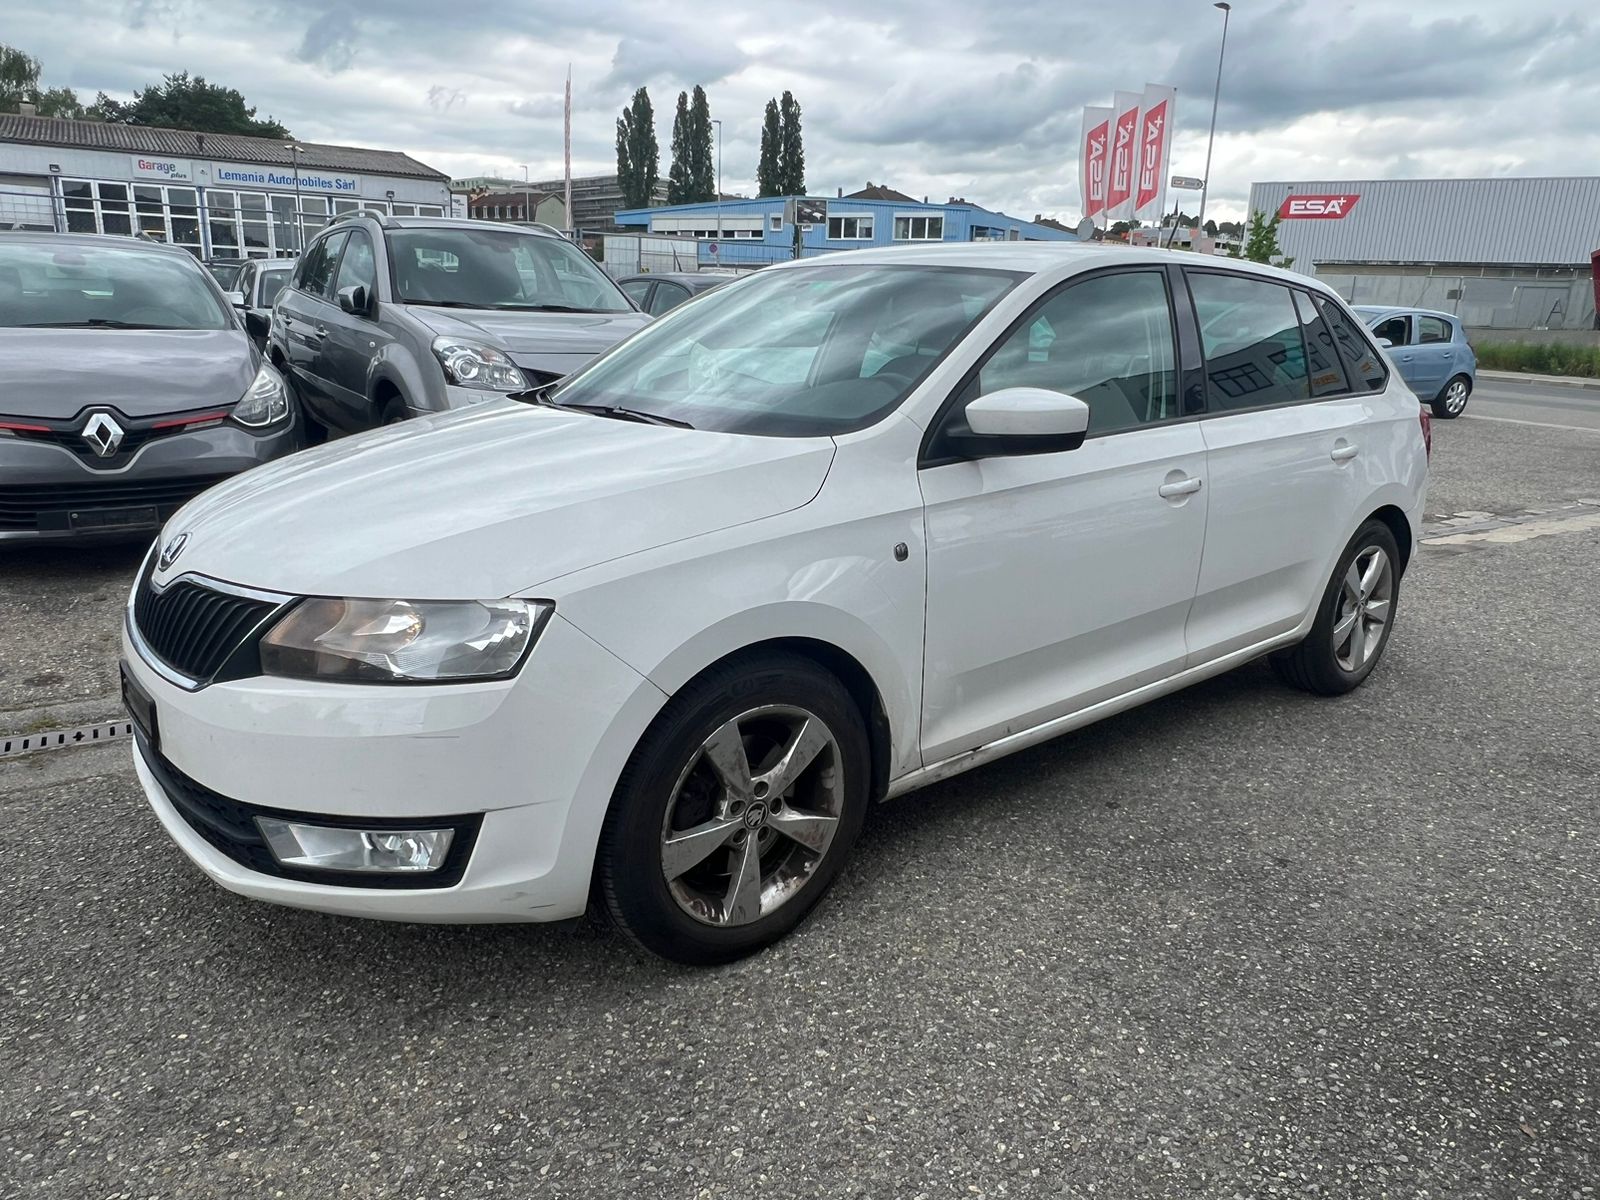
[256, 818, 454, 873]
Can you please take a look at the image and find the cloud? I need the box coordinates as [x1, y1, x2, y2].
[2, 0, 1594, 223]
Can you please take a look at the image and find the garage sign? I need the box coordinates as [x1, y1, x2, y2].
[1278, 193, 1361, 219]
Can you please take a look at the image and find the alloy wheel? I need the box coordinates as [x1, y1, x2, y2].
[1444, 379, 1469, 414]
[659, 705, 844, 927]
[1332, 545, 1393, 672]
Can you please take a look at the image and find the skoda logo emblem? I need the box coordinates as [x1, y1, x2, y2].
[158, 532, 189, 571]
[81, 411, 125, 458]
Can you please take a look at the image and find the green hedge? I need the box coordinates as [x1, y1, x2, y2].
[1475, 341, 1600, 378]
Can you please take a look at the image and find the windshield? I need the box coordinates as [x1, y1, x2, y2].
[550, 263, 1020, 436]
[258, 267, 290, 307]
[387, 227, 630, 312]
[0, 241, 232, 329]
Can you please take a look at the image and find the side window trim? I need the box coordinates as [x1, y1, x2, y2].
[919, 265, 1184, 468]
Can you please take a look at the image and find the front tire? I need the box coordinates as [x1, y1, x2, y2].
[1271, 519, 1402, 696]
[1431, 374, 1471, 419]
[596, 653, 870, 965]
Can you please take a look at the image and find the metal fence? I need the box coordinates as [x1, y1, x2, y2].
[0, 186, 57, 232]
[1317, 266, 1597, 331]
[591, 232, 842, 279]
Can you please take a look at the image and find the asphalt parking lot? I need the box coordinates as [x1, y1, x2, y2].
[3, 383, 1599, 1198]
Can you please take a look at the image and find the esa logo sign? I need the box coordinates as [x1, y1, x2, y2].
[1278, 193, 1360, 219]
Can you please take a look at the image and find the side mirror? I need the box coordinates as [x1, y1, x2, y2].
[944, 387, 1091, 458]
[336, 284, 371, 316]
[1377, 337, 1394, 348]
[225, 290, 246, 308]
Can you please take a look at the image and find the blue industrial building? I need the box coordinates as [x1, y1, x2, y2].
[613, 192, 1076, 267]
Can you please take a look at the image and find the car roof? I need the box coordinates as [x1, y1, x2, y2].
[0, 230, 202, 260]
[760, 241, 1331, 290]
[620, 272, 726, 288]
[1352, 304, 1458, 321]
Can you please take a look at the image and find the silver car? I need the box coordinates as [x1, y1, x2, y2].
[0, 232, 301, 544]
[268, 213, 650, 432]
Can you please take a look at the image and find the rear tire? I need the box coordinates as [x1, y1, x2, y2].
[1431, 374, 1471, 419]
[379, 396, 409, 426]
[1271, 519, 1402, 696]
[596, 652, 870, 965]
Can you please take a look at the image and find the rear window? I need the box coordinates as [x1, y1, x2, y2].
[0, 240, 231, 330]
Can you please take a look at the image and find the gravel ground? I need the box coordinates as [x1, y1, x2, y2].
[2, 414, 1598, 1198]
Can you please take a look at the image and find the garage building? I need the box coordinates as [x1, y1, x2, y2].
[1247, 177, 1600, 332]
[0, 112, 450, 259]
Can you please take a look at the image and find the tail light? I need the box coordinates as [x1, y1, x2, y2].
[1419, 405, 1432, 460]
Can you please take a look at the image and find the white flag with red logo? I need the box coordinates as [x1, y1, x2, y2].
[1133, 84, 1176, 223]
[1105, 91, 1142, 221]
[1080, 105, 1112, 221]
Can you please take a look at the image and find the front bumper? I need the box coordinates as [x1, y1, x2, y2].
[123, 608, 667, 923]
[0, 419, 300, 542]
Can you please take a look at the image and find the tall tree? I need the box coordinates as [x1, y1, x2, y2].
[777, 90, 805, 196]
[615, 87, 659, 210]
[687, 85, 714, 202]
[666, 90, 692, 205]
[756, 98, 782, 197]
[89, 72, 289, 137]
[0, 43, 82, 117]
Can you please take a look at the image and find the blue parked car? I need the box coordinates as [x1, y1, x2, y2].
[1354, 306, 1477, 419]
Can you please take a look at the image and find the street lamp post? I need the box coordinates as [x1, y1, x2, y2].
[285, 142, 305, 253]
[521, 164, 530, 225]
[712, 118, 723, 264]
[1196, 1, 1232, 235]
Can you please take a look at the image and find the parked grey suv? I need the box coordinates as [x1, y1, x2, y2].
[0, 232, 300, 543]
[269, 213, 650, 432]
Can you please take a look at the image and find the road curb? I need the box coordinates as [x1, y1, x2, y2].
[1477, 369, 1600, 392]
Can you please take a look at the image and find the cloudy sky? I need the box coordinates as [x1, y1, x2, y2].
[8, 0, 1598, 223]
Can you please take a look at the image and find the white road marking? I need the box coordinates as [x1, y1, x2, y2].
[1461, 413, 1600, 434]
[1425, 511, 1600, 546]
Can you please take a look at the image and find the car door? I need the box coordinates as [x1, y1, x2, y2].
[1408, 314, 1457, 398]
[918, 267, 1210, 762]
[1368, 312, 1422, 390]
[319, 228, 392, 429]
[1182, 272, 1373, 662]
[279, 232, 347, 423]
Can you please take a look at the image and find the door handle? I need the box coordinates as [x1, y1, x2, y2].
[1331, 443, 1359, 462]
[1158, 477, 1203, 499]
[313, 324, 328, 339]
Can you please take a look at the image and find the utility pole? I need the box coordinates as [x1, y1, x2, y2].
[521, 163, 530, 225]
[713, 118, 723, 266]
[1196, 2, 1232, 233]
[285, 142, 304, 252]
[564, 65, 573, 237]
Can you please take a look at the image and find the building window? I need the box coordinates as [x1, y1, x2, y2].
[827, 215, 874, 240]
[893, 215, 944, 241]
[769, 214, 783, 232]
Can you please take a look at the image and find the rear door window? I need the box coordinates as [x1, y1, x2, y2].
[1186, 272, 1310, 411]
[1417, 315, 1452, 344]
[1292, 290, 1350, 397]
[301, 232, 348, 300]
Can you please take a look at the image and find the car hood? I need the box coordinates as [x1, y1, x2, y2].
[159, 401, 836, 599]
[0, 328, 256, 419]
[406, 305, 651, 377]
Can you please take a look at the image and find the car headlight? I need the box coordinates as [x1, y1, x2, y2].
[233, 361, 290, 427]
[259, 598, 551, 683]
[431, 337, 527, 391]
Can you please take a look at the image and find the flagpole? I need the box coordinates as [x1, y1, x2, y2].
[564, 65, 573, 237]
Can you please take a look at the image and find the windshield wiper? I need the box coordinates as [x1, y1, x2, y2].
[402, 299, 487, 309]
[543, 399, 694, 429]
[489, 303, 609, 313]
[20, 319, 182, 329]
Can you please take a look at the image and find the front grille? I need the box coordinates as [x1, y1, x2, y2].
[132, 563, 282, 683]
[138, 736, 481, 889]
[2, 407, 233, 471]
[0, 475, 229, 533]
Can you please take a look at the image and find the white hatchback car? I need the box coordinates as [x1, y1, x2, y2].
[122, 245, 1429, 964]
